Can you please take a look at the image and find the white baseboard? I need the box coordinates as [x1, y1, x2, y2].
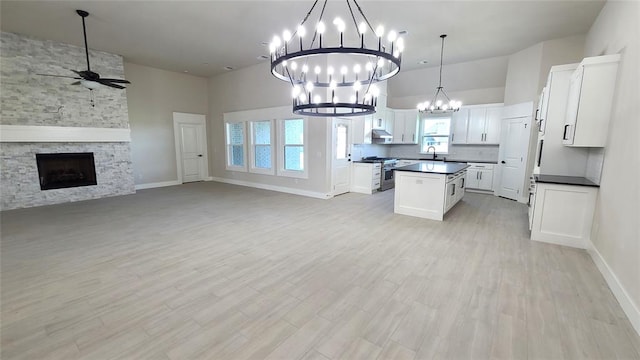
[210, 177, 332, 200]
[587, 241, 640, 336]
[135, 180, 181, 190]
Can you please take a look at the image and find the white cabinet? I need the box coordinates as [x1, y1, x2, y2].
[350, 163, 381, 194]
[536, 84, 550, 134]
[352, 115, 373, 144]
[530, 182, 598, 249]
[467, 106, 502, 144]
[465, 163, 494, 191]
[450, 108, 469, 144]
[445, 170, 467, 212]
[391, 109, 419, 144]
[394, 168, 467, 221]
[563, 54, 620, 147]
[449, 104, 502, 145]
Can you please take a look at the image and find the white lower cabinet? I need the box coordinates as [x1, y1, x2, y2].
[350, 163, 381, 194]
[394, 168, 466, 221]
[530, 183, 598, 249]
[465, 163, 494, 191]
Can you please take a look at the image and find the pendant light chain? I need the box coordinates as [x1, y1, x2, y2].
[416, 34, 461, 113]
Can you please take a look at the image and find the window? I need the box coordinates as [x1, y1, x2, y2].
[225, 121, 246, 171]
[278, 118, 308, 178]
[249, 120, 274, 174]
[421, 116, 451, 154]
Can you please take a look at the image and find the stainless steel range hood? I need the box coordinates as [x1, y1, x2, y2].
[372, 129, 392, 139]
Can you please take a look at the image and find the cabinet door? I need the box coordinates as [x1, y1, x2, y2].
[450, 108, 469, 144]
[466, 169, 480, 189]
[403, 110, 419, 144]
[563, 65, 583, 145]
[467, 108, 486, 144]
[363, 115, 373, 144]
[456, 173, 466, 202]
[351, 116, 364, 144]
[478, 169, 494, 190]
[445, 181, 456, 210]
[483, 107, 502, 144]
[392, 111, 404, 143]
[385, 109, 395, 135]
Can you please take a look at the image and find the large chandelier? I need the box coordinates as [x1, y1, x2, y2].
[269, 0, 404, 117]
[417, 34, 461, 114]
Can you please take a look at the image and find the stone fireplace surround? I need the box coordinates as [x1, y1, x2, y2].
[0, 125, 135, 210]
[1, 32, 135, 210]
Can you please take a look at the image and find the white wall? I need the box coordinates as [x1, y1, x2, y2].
[207, 62, 332, 196]
[124, 62, 209, 185]
[584, 0, 640, 334]
[387, 55, 508, 108]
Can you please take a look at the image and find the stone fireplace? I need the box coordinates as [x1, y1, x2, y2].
[1, 31, 135, 210]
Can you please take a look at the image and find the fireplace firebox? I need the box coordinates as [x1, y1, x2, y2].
[36, 153, 97, 190]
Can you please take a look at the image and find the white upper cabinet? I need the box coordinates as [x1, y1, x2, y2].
[391, 109, 418, 144]
[450, 108, 469, 144]
[352, 115, 373, 144]
[463, 104, 503, 145]
[483, 107, 502, 144]
[562, 54, 620, 147]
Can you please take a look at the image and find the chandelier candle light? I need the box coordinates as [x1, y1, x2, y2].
[269, 0, 404, 116]
[417, 34, 461, 114]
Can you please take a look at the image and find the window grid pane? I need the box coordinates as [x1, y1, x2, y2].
[284, 145, 304, 171]
[253, 121, 271, 145]
[230, 145, 244, 166]
[228, 123, 244, 145]
[284, 119, 304, 145]
[254, 145, 271, 169]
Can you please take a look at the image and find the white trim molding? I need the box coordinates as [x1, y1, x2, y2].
[211, 177, 332, 200]
[135, 180, 181, 191]
[588, 241, 640, 336]
[173, 112, 210, 184]
[0, 125, 131, 142]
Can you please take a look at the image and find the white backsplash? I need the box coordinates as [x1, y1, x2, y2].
[585, 147, 605, 184]
[352, 144, 389, 160]
[388, 144, 500, 162]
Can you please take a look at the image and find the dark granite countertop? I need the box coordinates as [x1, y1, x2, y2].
[397, 158, 497, 164]
[395, 161, 469, 175]
[535, 174, 600, 187]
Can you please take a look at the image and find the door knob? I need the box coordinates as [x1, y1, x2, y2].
[501, 160, 506, 164]
[198, 154, 203, 157]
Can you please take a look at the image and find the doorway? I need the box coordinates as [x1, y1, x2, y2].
[173, 112, 209, 183]
[496, 102, 533, 202]
[331, 118, 352, 196]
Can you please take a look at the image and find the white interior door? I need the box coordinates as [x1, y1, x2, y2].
[173, 112, 208, 184]
[498, 116, 526, 200]
[332, 118, 351, 196]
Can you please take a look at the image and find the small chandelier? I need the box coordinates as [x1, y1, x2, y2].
[417, 34, 461, 114]
[269, 0, 404, 117]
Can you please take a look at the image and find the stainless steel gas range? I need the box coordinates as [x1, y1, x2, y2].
[360, 157, 398, 191]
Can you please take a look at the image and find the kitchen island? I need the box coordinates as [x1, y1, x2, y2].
[394, 161, 469, 221]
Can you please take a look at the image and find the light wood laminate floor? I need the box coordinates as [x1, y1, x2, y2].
[1, 182, 639, 359]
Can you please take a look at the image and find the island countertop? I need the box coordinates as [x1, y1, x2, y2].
[395, 161, 469, 174]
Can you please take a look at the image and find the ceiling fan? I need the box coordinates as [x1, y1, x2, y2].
[37, 10, 130, 90]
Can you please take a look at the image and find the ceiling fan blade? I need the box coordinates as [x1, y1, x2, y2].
[71, 81, 81, 85]
[97, 80, 126, 89]
[98, 78, 131, 84]
[36, 73, 81, 79]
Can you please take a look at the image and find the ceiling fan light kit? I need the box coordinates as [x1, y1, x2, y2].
[417, 34, 461, 114]
[268, 0, 404, 117]
[36, 9, 131, 106]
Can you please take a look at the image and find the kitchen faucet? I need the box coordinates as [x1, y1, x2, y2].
[426, 146, 437, 160]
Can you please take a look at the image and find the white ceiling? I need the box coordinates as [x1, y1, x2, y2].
[1, 1, 605, 78]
